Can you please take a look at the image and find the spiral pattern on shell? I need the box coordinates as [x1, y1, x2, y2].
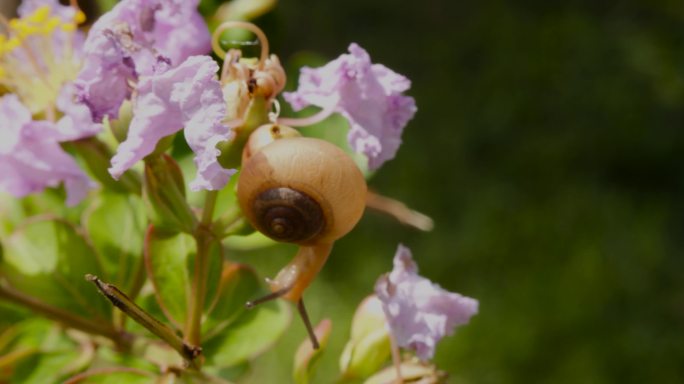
[252, 187, 326, 243]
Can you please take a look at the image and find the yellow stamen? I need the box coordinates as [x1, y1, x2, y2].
[27, 6, 51, 24]
[0, 3, 82, 115]
[61, 23, 76, 32]
[74, 11, 86, 25]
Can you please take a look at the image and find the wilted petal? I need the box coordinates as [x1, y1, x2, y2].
[284, 43, 416, 170]
[109, 55, 233, 188]
[0, 95, 94, 205]
[375, 244, 478, 361]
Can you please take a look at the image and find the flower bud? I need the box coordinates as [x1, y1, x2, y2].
[364, 359, 448, 384]
[142, 154, 197, 233]
[339, 295, 391, 379]
[293, 319, 332, 384]
[216, 96, 270, 169]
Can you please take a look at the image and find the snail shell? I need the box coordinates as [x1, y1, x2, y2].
[237, 134, 367, 245]
[241, 124, 301, 164]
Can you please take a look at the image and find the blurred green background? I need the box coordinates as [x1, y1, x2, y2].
[250, 0, 684, 383]
[4, 0, 684, 382]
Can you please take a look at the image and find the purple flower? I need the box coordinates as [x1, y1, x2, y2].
[0, 95, 94, 205]
[109, 56, 235, 191]
[375, 244, 478, 361]
[75, 0, 211, 122]
[284, 43, 417, 170]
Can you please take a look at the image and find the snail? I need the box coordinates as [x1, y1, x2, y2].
[237, 124, 367, 347]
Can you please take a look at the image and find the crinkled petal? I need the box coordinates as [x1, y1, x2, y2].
[109, 55, 232, 187]
[0, 95, 94, 205]
[75, 30, 139, 122]
[375, 245, 478, 361]
[284, 43, 416, 170]
[180, 59, 235, 191]
[152, 0, 212, 64]
[76, 0, 210, 122]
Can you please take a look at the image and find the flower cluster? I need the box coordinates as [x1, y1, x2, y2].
[1, 0, 418, 202]
[0, 0, 475, 382]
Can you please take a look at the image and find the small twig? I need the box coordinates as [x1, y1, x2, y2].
[85, 275, 201, 368]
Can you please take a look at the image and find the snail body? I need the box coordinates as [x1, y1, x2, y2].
[237, 125, 367, 301]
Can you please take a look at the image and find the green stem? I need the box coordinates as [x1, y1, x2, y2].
[86, 275, 200, 367]
[202, 191, 219, 225]
[185, 191, 219, 348]
[0, 282, 127, 348]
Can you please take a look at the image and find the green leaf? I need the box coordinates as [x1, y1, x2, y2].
[203, 363, 251, 382]
[1, 319, 92, 384]
[0, 301, 28, 331]
[202, 262, 261, 340]
[0, 219, 110, 319]
[203, 299, 291, 368]
[0, 190, 87, 237]
[293, 319, 332, 384]
[144, 228, 193, 328]
[84, 193, 146, 294]
[0, 319, 51, 380]
[144, 228, 223, 328]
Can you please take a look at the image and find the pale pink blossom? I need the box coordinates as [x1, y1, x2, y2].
[76, 0, 211, 122]
[375, 245, 478, 360]
[108, 56, 235, 191]
[284, 43, 416, 170]
[0, 95, 94, 205]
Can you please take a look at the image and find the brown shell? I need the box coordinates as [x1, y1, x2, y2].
[237, 137, 367, 245]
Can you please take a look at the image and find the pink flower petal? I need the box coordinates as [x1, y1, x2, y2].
[76, 0, 210, 122]
[109, 55, 235, 190]
[284, 43, 417, 170]
[375, 244, 478, 361]
[0, 95, 94, 205]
